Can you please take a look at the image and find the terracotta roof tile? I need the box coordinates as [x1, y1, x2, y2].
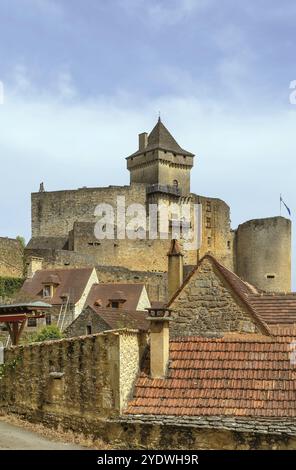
[126, 334, 296, 418]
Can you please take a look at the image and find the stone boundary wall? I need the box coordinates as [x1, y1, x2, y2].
[0, 330, 147, 421]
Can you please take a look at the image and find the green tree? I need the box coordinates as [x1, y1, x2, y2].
[34, 325, 63, 343]
[16, 236, 26, 249]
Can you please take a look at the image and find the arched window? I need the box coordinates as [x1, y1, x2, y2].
[173, 179, 179, 188]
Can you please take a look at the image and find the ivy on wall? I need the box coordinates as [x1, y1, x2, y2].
[0, 277, 24, 299]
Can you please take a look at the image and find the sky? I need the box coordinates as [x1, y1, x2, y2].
[0, 0, 295, 282]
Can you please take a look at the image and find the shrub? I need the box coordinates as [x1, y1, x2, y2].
[0, 277, 24, 299]
[34, 325, 63, 343]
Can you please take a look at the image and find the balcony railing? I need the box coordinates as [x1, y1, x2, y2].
[146, 184, 181, 196]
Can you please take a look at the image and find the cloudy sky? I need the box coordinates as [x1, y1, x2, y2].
[0, 0, 295, 281]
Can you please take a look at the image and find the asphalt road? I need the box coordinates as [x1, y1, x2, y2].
[0, 420, 85, 450]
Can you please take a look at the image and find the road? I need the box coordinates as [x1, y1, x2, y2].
[0, 420, 85, 450]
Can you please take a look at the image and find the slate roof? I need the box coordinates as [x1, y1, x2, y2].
[21, 268, 94, 305]
[86, 283, 146, 311]
[119, 415, 296, 437]
[128, 119, 194, 158]
[126, 331, 296, 418]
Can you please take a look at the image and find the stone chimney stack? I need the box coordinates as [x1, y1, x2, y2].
[167, 239, 184, 300]
[146, 307, 172, 379]
[27, 256, 43, 279]
[138, 132, 148, 151]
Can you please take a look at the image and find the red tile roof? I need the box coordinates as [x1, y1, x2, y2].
[86, 283, 146, 312]
[248, 294, 296, 325]
[21, 268, 94, 305]
[127, 332, 296, 418]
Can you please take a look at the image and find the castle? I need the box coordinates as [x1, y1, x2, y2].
[25, 118, 292, 296]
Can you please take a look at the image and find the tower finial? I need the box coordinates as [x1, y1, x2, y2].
[158, 111, 161, 122]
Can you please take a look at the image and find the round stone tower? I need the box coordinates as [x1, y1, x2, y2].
[235, 216, 291, 293]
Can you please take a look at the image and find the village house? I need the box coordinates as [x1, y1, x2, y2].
[65, 283, 150, 337]
[21, 259, 98, 330]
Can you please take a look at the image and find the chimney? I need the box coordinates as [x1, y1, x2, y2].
[27, 256, 43, 279]
[139, 132, 148, 151]
[167, 239, 184, 299]
[146, 307, 172, 379]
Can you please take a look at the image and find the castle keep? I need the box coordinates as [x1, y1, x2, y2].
[26, 119, 291, 295]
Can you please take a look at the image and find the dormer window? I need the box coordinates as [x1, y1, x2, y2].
[43, 285, 52, 298]
[108, 290, 127, 309]
[42, 274, 60, 298]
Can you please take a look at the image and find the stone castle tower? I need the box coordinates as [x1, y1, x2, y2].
[127, 118, 194, 195]
[25, 119, 292, 295]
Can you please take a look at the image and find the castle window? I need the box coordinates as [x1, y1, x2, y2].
[266, 274, 276, 279]
[206, 217, 211, 229]
[227, 241, 231, 249]
[206, 201, 212, 212]
[173, 180, 179, 188]
[208, 237, 211, 247]
[111, 301, 120, 309]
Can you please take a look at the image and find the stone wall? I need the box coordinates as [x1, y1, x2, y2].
[64, 307, 110, 338]
[0, 237, 24, 278]
[169, 258, 262, 337]
[29, 184, 234, 275]
[0, 330, 147, 419]
[31, 184, 147, 238]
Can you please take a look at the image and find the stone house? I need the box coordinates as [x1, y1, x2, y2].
[65, 306, 149, 337]
[65, 283, 150, 337]
[166, 240, 296, 338]
[85, 282, 151, 312]
[21, 260, 98, 329]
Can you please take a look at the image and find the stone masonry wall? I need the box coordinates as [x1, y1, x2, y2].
[0, 330, 147, 420]
[169, 258, 261, 337]
[29, 184, 234, 274]
[31, 184, 147, 238]
[0, 237, 24, 278]
[64, 307, 110, 338]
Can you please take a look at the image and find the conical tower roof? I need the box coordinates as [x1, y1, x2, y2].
[128, 118, 194, 158]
